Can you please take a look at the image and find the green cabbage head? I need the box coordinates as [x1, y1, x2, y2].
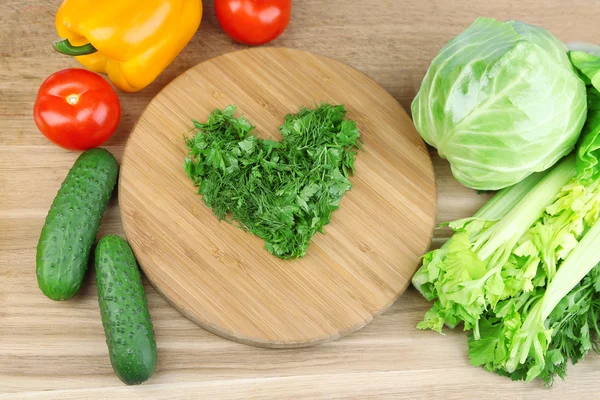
[412, 17, 587, 190]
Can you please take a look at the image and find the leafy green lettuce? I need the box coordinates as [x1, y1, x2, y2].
[570, 51, 600, 184]
[570, 51, 600, 90]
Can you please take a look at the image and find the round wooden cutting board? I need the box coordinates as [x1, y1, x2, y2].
[119, 47, 436, 348]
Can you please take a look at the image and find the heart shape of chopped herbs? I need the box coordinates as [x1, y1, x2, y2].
[184, 104, 361, 259]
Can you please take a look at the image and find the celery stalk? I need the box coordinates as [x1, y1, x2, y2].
[541, 218, 600, 320]
[412, 169, 548, 297]
[468, 170, 600, 383]
[504, 218, 600, 380]
[474, 155, 576, 260]
[413, 155, 576, 334]
[474, 170, 550, 220]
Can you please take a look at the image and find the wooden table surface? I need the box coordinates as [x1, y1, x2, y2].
[2, 0, 600, 398]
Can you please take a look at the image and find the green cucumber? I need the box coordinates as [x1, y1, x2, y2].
[36, 148, 118, 300]
[95, 235, 157, 385]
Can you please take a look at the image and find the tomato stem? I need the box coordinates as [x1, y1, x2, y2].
[52, 39, 97, 56]
[66, 94, 79, 105]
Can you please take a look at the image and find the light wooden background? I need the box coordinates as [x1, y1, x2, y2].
[2, 0, 600, 398]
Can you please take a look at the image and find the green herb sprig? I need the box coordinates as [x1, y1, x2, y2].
[184, 104, 361, 259]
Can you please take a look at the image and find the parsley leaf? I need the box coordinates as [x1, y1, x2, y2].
[184, 104, 361, 259]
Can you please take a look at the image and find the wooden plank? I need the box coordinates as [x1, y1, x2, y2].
[2, 0, 599, 397]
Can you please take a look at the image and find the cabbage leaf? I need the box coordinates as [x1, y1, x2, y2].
[412, 18, 587, 190]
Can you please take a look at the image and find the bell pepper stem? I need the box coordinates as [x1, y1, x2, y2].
[52, 39, 97, 56]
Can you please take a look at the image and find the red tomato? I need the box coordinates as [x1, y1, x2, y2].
[34, 68, 120, 151]
[215, 0, 292, 45]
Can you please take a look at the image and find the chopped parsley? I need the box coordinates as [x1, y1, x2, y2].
[184, 104, 361, 259]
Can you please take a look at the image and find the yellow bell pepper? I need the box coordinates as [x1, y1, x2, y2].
[54, 0, 203, 92]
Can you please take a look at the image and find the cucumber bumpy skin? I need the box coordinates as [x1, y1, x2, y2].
[36, 148, 118, 301]
[95, 235, 157, 385]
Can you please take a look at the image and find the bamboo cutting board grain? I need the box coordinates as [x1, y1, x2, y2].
[119, 47, 436, 348]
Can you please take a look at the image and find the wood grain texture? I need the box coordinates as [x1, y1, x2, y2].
[119, 47, 436, 348]
[2, 0, 600, 398]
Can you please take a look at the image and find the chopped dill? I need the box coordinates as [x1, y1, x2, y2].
[184, 103, 361, 259]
